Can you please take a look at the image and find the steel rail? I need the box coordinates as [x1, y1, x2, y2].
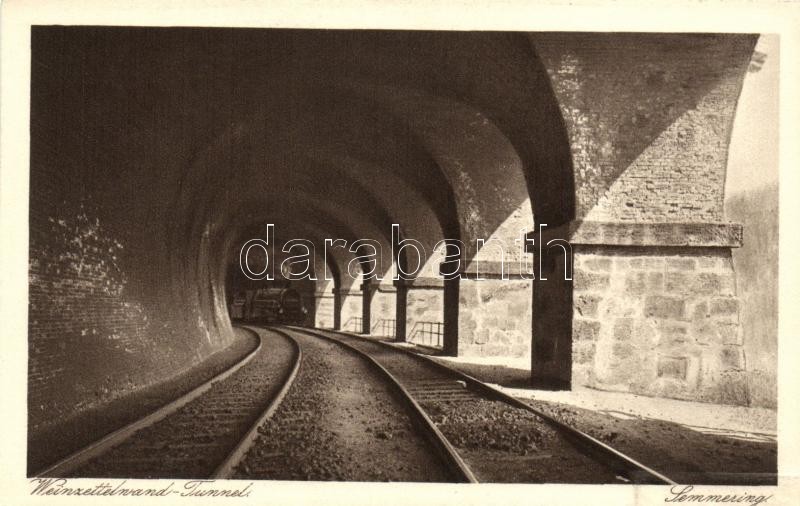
[211, 327, 302, 478]
[35, 326, 294, 479]
[285, 326, 478, 483]
[300, 326, 677, 485]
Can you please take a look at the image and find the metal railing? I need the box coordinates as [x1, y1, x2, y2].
[408, 321, 444, 349]
[341, 316, 363, 333]
[371, 319, 396, 338]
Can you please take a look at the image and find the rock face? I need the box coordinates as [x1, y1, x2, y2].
[726, 184, 779, 408]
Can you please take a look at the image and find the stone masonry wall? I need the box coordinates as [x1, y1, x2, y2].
[27, 159, 228, 432]
[28, 27, 245, 432]
[529, 33, 756, 406]
[314, 293, 336, 329]
[531, 33, 757, 222]
[369, 289, 397, 337]
[406, 287, 444, 346]
[727, 185, 779, 408]
[572, 247, 746, 405]
[458, 278, 532, 358]
[339, 291, 363, 333]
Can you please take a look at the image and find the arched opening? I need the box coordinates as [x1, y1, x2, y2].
[177, 29, 579, 385]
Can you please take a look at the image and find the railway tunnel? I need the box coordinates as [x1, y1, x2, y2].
[29, 26, 765, 449]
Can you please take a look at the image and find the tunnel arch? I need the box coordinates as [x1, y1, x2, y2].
[165, 30, 579, 362]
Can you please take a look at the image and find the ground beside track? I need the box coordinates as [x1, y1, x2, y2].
[28, 327, 258, 475]
[401, 342, 777, 484]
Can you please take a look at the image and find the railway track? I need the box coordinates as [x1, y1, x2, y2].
[231, 326, 467, 482]
[288, 326, 677, 485]
[33, 323, 678, 484]
[34, 326, 301, 479]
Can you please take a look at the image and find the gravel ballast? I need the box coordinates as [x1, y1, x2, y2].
[69, 327, 296, 478]
[420, 348, 777, 485]
[521, 398, 777, 484]
[309, 329, 622, 484]
[232, 328, 452, 482]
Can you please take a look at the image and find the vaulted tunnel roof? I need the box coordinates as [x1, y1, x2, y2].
[31, 26, 574, 347]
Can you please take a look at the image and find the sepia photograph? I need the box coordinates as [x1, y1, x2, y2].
[2, 1, 799, 505]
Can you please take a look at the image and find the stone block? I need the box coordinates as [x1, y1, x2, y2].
[658, 323, 687, 344]
[697, 256, 728, 270]
[644, 257, 665, 269]
[571, 363, 594, 387]
[644, 295, 685, 319]
[459, 315, 477, 333]
[625, 272, 647, 295]
[599, 297, 637, 318]
[692, 272, 735, 296]
[666, 258, 696, 271]
[665, 272, 691, 294]
[691, 301, 709, 320]
[583, 257, 613, 272]
[573, 318, 601, 341]
[473, 328, 490, 345]
[710, 297, 738, 316]
[647, 272, 665, 291]
[657, 356, 688, 380]
[613, 318, 634, 341]
[574, 270, 610, 292]
[717, 322, 742, 345]
[693, 320, 716, 345]
[612, 341, 634, 360]
[696, 370, 749, 405]
[575, 294, 600, 318]
[628, 258, 645, 269]
[574, 341, 596, 364]
[720, 346, 744, 370]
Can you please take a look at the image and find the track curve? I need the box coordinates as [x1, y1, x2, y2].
[231, 327, 463, 482]
[291, 326, 676, 484]
[37, 326, 300, 479]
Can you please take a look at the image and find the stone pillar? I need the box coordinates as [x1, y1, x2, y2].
[361, 282, 377, 334]
[526, 33, 755, 404]
[528, 244, 573, 389]
[333, 288, 341, 330]
[442, 277, 459, 356]
[531, 221, 745, 404]
[394, 281, 408, 343]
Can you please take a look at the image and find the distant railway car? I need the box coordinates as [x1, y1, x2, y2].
[229, 293, 247, 320]
[247, 287, 307, 324]
[278, 288, 306, 324]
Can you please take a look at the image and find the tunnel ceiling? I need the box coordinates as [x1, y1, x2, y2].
[34, 27, 575, 286]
